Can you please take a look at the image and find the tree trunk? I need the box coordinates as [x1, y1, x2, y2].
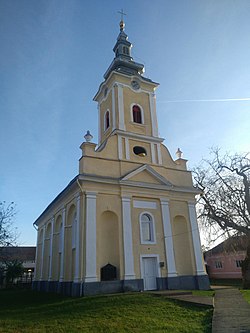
[242, 237, 250, 289]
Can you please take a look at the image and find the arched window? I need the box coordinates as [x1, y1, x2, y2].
[140, 213, 156, 244]
[132, 105, 142, 124]
[104, 110, 110, 130]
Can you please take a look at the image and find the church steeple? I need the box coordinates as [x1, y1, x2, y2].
[104, 19, 144, 79]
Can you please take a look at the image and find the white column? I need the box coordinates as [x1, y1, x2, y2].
[48, 217, 54, 281]
[85, 192, 97, 282]
[149, 93, 159, 137]
[122, 197, 135, 279]
[59, 207, 66, 282]
[118, 84, 125, 130]
[112, 86, 116, 131]
[74, 194, 81, 282]
[188, 202, 207, 275]
[40, 226, 46, 280]
[160, 199, 177, 277]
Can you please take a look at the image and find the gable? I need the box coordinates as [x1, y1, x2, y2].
[121, 165, 173, 186]
[127, 170, 163, 184]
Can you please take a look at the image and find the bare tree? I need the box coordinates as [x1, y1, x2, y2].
[0, 201, 17, 247]
[193, 148, 250, 288]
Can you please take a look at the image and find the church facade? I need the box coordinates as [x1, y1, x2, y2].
[33, 20, 209, 296]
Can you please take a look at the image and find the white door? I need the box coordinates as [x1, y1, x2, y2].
[142, 257, 157, 290]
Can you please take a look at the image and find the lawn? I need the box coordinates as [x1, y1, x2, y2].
[0, 289, 213, 333]
[241, 290, 250, 304]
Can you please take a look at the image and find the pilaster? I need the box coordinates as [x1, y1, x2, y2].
[85, 192, 97, 282]
[59, 207, 66, 282]
[48, 217, 54, 281]
[122, 196, 135, 279]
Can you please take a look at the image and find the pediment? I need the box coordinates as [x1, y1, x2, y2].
[120, 165, 173, 186]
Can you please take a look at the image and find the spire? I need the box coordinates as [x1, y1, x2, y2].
[103, 14, 145, 79]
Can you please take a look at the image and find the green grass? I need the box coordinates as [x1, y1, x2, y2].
[241, 290, 250, 304]
[0, 289, 213, 333]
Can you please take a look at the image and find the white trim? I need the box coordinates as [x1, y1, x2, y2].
[134, 200, 157, 209]
[118, 135, 123, 159]
[112, 87, 116, 130]
[59, 208, 66, 282]
[85, 192, 97, 282]
[157, 144, 162, 165]
[74, 195, 81, 282]
[125, 137, 130, 160]
[151, 143, 156, 164]
[118, 84, 125, 130]
[139, 212, 156, 245]
[149, 93, 159, 137]
[115, 129, 164, 143]
[130, 103, 145, 124]
[48, 217, 54, 281]
[122, 197, 136, 279]
[160, 199, 177, 277]
[94, 73, 159, 101]
[188, 202, 207, 276]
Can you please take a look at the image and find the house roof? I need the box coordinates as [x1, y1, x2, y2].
[0, 246, 36, 262]
[204, 236, 248, 256]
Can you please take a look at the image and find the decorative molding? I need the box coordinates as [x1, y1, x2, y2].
[133, 200, 157, 209]
[115, 129, 164, 143]
[160, 198, 177, 277]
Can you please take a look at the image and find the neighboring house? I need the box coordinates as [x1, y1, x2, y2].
[32, 19, 209, 297]
[204, 236, 247, 279]
[0, 246, 36, 284]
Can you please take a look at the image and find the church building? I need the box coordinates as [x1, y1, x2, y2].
[33, 19, 209, 296]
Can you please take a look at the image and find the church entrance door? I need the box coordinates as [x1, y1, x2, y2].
[142, 257, 157, 290]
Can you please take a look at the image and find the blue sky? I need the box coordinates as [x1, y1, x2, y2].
[1, 0, 250, 246]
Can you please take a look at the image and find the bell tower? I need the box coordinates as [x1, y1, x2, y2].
[94, 19, 164, 165]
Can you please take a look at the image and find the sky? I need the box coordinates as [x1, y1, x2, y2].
[0, 0, 250, 247]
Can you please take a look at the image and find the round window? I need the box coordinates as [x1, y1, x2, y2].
[133, 146, 147, 157]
